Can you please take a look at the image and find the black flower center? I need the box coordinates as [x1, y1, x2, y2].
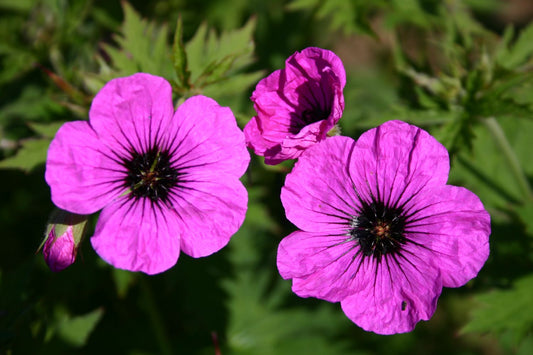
[122, 147, 179, 202]
[302, 106, 330, 125]
[349, 200, 407, 261]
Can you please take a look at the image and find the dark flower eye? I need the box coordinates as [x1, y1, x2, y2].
[45, 73, 250, 275]
[277, 120, 490, 334]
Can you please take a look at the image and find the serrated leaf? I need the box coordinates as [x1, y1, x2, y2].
[462, 274, 533, 346]
[90, 2, 173, 87]
[0, 138, 50, 172]
[185, 17, 256, 88]
[496, 22, 533, 70]
[222, 188, 352, 355]
[57, 308, 104, 347]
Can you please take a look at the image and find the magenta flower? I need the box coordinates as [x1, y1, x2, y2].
[244, 47, 346, 165]
[45, 73, 249, 275]
[42, 210, 88, 272]
[43, 225, 77, 272]
[277, 120, 490, 334]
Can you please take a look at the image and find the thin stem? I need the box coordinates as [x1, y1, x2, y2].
[139, 276, 173, 355]
[484, 117, 533, 201]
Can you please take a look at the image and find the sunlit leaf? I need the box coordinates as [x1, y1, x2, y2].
[0, 138, 50, 172]
[462, 274, 533, 346]
[57, 308, 104, 347]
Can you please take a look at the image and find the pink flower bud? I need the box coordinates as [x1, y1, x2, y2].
[43, 225, 77, 272]
[41, 209, 88, 272]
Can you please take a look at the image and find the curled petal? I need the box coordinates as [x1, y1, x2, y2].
[245, 47, 345, 164]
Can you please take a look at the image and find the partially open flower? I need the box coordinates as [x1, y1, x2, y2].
[244, 47, 346, 164]
[42, 210, 88, 272]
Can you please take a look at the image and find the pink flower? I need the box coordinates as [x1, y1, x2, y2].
[277, 120, 490, 334]
[45, 73, 249, 275]
[43, 225, 76, 272]
[42, 210, 88, 272]
[244, 47, 346, 164]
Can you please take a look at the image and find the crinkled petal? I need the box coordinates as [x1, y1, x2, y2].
[91, 198, 181, 275]
[349, 120, 450, 206]
[284, 47, 346, 93]
[341, 250, 441, 334]
[165, 95, 249, 177]
[406, 185, 491, 287]
[246, 47, 345, 164]
[45, 121, 123, 214]
[278, 230, 364, 302]
[281, 136, 359, 233]
[167, 175, 248, 258]
[89, 73, 175, 156]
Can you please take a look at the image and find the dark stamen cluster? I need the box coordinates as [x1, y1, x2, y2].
[123, 147, 179, 202]
[350, 200, 407, 262]
[301, 106, 330, 125]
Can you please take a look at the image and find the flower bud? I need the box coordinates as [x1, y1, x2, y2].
[41, 209, 88, 272]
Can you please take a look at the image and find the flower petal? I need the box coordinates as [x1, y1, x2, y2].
[167, 176, 248, 258]
[45, 121, 123, 214]
[89, 73, 175, 155]
[349, 120, 450, 207]
[91, 198, 181, 275]
[165, 95, 250, 177]
[341, 251, 441, 335]
[281, 136, 359, 233]
[406, 185, 491, 287]
[278, 230, 364, 302]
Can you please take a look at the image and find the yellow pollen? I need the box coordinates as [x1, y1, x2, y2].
[374, 222, 390, 238]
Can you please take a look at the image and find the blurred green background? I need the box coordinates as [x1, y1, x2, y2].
[1, 0, 533, 353]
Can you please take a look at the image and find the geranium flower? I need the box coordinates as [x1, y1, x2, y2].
[277, 120, 490, 334]
[45, 73, 249, 275]
[42, 210, 88, 272]
[244, 47, 345, 165]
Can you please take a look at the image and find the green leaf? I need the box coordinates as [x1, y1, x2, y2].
[434, 111, 474, 156]
[57, 308, 104, 347]
[222, 188, 352, 355]
[112, 268, 137, 299]
[88, 2, 173, 90]
[0, 138, 51, 172]
[462, 274, 533, 346]
[172, 15, 190, 90]
[28, 121, 65, 138]
[496, 22, 533, 70]
[185, 17, 256, 88]
[449, 116, 533, 209]
[516, 202, 533, 237]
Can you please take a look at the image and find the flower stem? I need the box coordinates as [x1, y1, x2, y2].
[484, 117, 533, 201]
[139, 276, 173, 355]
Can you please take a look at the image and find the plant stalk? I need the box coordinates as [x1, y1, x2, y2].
[484, 117, 533, 202]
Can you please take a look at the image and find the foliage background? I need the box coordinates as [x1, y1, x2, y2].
[1, 0, 533, 353]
